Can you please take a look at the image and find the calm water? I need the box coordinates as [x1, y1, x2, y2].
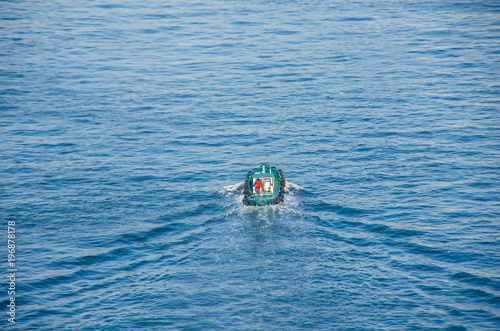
[1, 0, 500, 330]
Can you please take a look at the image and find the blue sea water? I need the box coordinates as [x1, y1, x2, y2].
[1, 0, 500, 329]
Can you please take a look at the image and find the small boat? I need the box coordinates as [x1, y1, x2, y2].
[243, 164, 285, 206]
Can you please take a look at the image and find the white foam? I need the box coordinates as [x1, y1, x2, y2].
[217, 182, 244, 195]
[284, 181, 304, 193]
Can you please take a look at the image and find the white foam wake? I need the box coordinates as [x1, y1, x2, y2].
[284, 181, 304, 193]
[217, 182, 244, 195]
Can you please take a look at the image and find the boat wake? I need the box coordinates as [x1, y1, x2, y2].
[284, 181, 305, 193]
[216, 182, 245, 195]
[211, 180, 310, 272]
[216, 180, 306, 228]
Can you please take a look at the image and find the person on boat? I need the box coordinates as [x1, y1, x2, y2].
[263, 179, 271, 192]
[255, 178, 262, 195]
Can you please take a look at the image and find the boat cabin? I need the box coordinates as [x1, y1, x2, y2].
[252, 173, 275, 196]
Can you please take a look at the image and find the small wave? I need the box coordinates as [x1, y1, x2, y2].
[217, 182, 244, 195]
[313, 199, 370, 216]
[285, 181, 305, 193]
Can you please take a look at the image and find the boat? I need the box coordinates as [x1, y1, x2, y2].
[242, 164, 285, 206]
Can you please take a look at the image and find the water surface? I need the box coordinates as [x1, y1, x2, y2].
[1, 0, 499, 330]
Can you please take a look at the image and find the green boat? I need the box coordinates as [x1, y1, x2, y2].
[243, 164, 285, 206]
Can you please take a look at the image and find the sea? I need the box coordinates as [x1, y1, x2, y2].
[1, 0, 499, 330]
